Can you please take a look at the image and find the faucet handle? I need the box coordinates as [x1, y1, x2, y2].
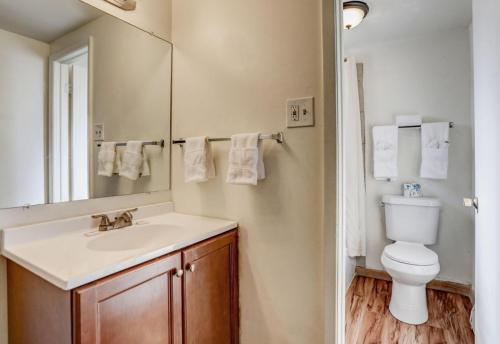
[122, 208, 138, 219]
[92, 214, 113, 231]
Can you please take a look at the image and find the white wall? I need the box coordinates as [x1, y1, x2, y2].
[347, 28, 474, 283]
[472, 0, 500, 341]
[51, 15, 172, 198]
[0, 29, 49, 209]
[171, 0, 326, 342]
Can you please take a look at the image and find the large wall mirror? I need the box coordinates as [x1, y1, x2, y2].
[0, 0, 172, 209]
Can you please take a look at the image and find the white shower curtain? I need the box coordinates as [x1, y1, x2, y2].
[343, 57, 366, 257]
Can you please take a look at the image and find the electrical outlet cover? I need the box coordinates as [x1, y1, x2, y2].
[286, 97, 314, 128]
[94, 124, 104, 141]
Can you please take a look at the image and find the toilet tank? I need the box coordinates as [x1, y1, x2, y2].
[382, 195, 441, 245]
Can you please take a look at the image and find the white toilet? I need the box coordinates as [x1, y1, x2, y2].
[380, 195, 441, 325]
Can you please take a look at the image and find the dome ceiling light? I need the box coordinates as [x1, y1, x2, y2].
[343, 1, 370, 30]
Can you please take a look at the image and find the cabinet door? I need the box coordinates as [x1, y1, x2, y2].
[73, 253, 183, 344]
[183, 230, 239, 344]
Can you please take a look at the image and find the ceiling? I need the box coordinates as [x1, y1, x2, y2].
[0, 0, 103, 43]
[344, 0, 472, 48]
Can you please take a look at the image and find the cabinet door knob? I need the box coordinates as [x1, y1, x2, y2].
[187, 264, 196, 272]
[175, 269, 184, 277]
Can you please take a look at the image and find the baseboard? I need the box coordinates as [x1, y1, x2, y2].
[355, 266, 472, 298]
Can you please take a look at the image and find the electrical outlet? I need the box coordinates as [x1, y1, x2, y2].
[94, 124, 104, 141]
[289, 104, 300, 122]
[286, 97, 314, 128]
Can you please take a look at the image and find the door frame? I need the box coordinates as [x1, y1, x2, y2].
[48, 37, 94, 203]
[472, 0, 500, 341]
[333, 0, 347, 342]
[321, 0, 345, 341]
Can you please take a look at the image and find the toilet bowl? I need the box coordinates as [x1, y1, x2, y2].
[381, 195, 441, 325]
[381, 241, 440, 324]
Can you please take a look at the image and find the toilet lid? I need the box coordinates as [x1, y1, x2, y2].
[383, 242, 438, 266]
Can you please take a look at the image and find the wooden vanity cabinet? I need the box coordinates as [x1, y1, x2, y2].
[183, 230, 239, 344]
[7, 230, 238, 344]
[73, 253, 183, 344]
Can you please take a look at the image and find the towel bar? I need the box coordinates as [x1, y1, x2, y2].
[398, 122, 454, 129]
[172, 132, 284, 145]
[97, 140, 165, 148]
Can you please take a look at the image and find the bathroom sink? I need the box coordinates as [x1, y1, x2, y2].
[86, 224, 179, 251]
[1, 209, 237, 290]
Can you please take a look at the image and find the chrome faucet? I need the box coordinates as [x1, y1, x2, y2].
[92, 208, 138, 231]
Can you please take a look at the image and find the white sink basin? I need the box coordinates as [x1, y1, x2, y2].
[86, 225, 178, 251]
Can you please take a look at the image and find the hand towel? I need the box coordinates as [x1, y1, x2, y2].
[119, 141, 144, 180]
[97, 142, 116, 177]
[226, 133, 265, 185]
[396, 115, 422, 127]
[112, 149, 122, 175]
[184, 136, 215, 183]
[420, 122, 449, 179]
[373, 126, 398, 180]
[141, 149, 151, 177]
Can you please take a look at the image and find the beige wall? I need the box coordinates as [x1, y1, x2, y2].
[171, 0, 326, 342]
[81, 0, 172, 42]
[51, 15, 172, 198]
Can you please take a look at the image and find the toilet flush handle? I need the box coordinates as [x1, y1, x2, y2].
[463, 197, 479, 213]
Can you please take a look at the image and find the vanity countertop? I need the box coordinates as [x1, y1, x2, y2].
[1, 204, 237, 290]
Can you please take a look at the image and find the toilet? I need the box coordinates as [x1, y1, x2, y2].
[380, 195, 441, 325]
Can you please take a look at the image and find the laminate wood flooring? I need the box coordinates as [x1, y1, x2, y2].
[346, 276, 474, 344]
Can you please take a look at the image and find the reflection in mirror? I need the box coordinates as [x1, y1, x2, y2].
[0, 0, 172, 209]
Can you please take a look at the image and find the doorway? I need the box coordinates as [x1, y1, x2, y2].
[335, 0, 479, 342]
[49, 44, 90, 203]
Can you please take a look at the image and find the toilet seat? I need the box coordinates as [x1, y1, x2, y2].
[383, 241, 438, 266]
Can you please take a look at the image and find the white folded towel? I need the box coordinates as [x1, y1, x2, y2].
[184, 136, 215, 183]
[141, 149, 151, 177]
[226, 133, 265, 185]
[97, 142, 117, 177]
[119, 141, 145, 180]
[396, 115, 422, 127]
[112, 150, 122, 175]
[420, 122, 449, 179]
[373, 125, 398, 180]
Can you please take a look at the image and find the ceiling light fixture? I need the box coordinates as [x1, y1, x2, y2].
[343, 1, 369, 30]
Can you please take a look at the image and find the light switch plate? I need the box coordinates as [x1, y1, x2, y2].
[286, 97, 314, 128]
[94, 124, 104, 141]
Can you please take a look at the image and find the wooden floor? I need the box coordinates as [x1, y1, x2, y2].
[346, 276, 474, 344]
